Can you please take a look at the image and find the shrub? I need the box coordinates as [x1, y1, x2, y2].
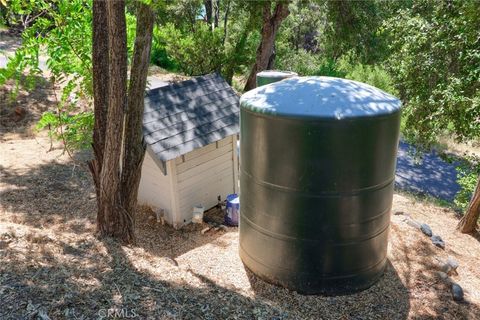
[160, 22, 225, 76]
[454, 157, 480, 211]
[276, 49, 344, 77]
[337, 53, 397, 95]
[151, 26, 178, 71]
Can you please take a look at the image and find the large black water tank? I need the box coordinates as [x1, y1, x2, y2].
[239, 76, 402, 294]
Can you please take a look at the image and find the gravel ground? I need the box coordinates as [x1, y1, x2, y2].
[1, 136, 480, 320]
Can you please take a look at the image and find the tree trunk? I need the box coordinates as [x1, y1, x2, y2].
[222, 0, 230, 45]
[267, 43, 276, 69]
[120, 3, 155, 241]
[204, 0, 212, 24]
[244, 1, 290, 91]
[98, 0, 129, 241]
[205, 0, 220, 29]
[89, 0, 109, 228]
[91, 0, 155, 244]
[457, 176, 480, 233]
[213, 0, 220, 28]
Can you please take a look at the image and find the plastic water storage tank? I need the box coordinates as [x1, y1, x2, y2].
[239, 76, 401, 294]
[256, 70, 298, 87]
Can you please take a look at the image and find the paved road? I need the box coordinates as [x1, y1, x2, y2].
[395, 141, 460, 202]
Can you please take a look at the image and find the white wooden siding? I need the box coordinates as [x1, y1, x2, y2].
[137, 150, 173, 224]
[175, 136, 235, 225]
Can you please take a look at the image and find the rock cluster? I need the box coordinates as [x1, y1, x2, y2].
[396, 211, 465, 302]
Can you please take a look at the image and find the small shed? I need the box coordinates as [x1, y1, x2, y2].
[138, 73, 240, 228]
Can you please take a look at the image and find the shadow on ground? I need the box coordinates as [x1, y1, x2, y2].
[135, 206, 233, 260]
[0, 154, 229, 259]
[395, 141, 461, 202]
[0, 235, 279, 319]
[388, 222, 480, 319]
[0, 160, 96, 234]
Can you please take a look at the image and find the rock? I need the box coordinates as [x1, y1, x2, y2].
[451, 283, 464, 302]
[405, 218, 421, 229]
[420, 223, 433, 237]
[439, 257, 459, 275]
[440, 263, 454, 275]
[431, 235, 445, 249]
[447, 257, 459, 271]
[437, 271, 449, 281]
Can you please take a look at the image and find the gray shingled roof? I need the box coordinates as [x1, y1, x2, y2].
[143, 73, 240, 164]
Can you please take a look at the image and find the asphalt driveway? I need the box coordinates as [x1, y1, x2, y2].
[395, 141, 460, 202]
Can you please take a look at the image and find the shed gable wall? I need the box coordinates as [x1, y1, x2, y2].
[175, 136, 235, 224]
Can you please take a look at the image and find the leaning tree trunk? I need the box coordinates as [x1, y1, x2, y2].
[457, 176, 480, 233]
[120, 3, 155, 239]
[244, 1, 290, 91]
[89, 0, 109, 228]
[98, 0, 129, 240]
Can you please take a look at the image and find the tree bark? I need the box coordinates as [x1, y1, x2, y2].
[89, 0, 109, 229]
[90, 0, 155, 244]
[204, 0, 220, 29]
[204, 0, 212, 24]
[120, 3, 155, 242]
[213, 0, 220, 28]
[222, 0, 230, 45]
[98, 0, 129, 241]
[457, 176, 480, 233]
[244, 1, 290, 91]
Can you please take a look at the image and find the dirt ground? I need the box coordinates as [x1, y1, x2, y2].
[1, 133, 480, 319]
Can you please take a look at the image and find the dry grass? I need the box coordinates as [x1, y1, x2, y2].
[436, 136, 480, 159]
[1, 135, 480, 320]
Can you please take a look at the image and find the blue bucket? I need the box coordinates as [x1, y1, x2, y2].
[225, 194, 240, 226]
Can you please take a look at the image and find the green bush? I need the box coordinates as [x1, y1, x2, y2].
[276, 49, 344, 77]
[276, 49, 319, 76]
[151, 26, 178, 71]
[37, 111, 94, 151]
[160, 22, 225, 76]
[454, 158, 480, 210]
[337, 53, 397, 95]
[276, 49, 396, 96]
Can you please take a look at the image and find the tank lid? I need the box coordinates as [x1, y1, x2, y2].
[256, 70, 298, 78]
[240, 76, 401, 119]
